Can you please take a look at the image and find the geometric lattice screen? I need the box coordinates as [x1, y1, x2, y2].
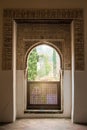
[30, 84, 57, 104]
[27, 82, 61, 110]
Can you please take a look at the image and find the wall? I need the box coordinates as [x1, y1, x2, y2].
[0, 9, 14, 122]
[73, 7, 87, 123]
[0, 71, 14, 122]
[16, 21, 72, 118]
[0, 0, 87, 123]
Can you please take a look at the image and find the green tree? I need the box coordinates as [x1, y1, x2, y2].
[27, 48, 38, 80]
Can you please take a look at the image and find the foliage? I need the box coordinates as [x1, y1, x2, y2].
[27, 46, 58, 81]
[27, 48, 38, 80]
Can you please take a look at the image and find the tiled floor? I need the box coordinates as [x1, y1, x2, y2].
[0, 119, 87, 130]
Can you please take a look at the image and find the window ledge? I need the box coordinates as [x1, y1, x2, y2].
[24, 109, 63, 114]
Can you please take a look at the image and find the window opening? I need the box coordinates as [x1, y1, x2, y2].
[26, 44, 61, 110]
[27, 45, 61, 81]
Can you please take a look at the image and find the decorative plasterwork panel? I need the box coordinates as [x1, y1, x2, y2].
[17, 21, 70, 70]
[23, 39, 64, 70]
[2, 9, 84, 70]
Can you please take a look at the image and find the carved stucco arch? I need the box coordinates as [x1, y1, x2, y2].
[24, 40, 63, 71]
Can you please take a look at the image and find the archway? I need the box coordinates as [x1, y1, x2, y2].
[25, 43, 63, 111]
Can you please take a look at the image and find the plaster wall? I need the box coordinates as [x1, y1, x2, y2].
[0, 71, 13, 122]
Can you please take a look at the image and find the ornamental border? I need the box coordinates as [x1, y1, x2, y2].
[2, 9, 84, 70]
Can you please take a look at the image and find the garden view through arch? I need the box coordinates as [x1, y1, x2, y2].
[26, 44, 62, 111]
